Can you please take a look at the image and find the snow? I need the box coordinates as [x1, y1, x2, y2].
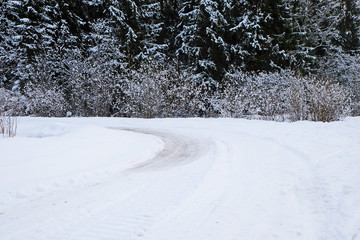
[0, 117, 360, 240]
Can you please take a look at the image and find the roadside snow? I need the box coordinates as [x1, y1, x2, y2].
[0, 117, 359, 240]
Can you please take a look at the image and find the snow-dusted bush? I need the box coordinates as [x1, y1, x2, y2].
[23, 82, 68, 117]
[301, 78, 352, 122]
[166, 70, 213, 118]
[118, 66, 166, 118]
[0, 88, 27, 116]
[63, 55, 120, 117]
[287, 75, 353, 122]
[212, 70, 353, 122]
[213, 70, 291, 120]
[117, 62, 211, 118]
[317, 52, 360, 116]
[287, 76, 308, 121]
[1, 55, 70, 117]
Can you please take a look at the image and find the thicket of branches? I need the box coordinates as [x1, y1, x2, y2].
[0, 60, 356, 122]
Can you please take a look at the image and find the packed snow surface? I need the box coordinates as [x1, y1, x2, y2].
[1, 117, 360, 240]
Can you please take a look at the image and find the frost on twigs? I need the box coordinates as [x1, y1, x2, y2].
[117, 61, 212, 118]
[288, 77, 353, 122]
[213, 70, 353, 122]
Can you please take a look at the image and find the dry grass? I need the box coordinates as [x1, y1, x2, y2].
[0, 115, 17, 138]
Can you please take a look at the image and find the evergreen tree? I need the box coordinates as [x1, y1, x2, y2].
[199, 0, 230, 81]
[228, 0, 268, 71]
[338, 0, 360, 54]
[0, 0, 36, 90]
[0, 1, 22, 89]
[140, 0, 166, 59]
[108, 0, 143, 62]
[108, 0, 175, 62]
[0, 0, 103, 90]
[301, 0, 342, 63]
[228, 0, 305, 72]
[261, 0, 305, 70]
[158, 0, 182, 58]
[176, 0, 229, 83]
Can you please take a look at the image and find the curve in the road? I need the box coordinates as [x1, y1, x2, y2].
[117, 128, 210, 171]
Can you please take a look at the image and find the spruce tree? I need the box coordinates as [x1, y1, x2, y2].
[176, 0, 229, 84]
[158, 0, 182, 58]
[108, 0, 142, 62]
[228, 0, 306, 72]
[140, 0, 166, 59]
[228, 0, 268, 71]
[301, 0, 342, 63]
[260, 0, 304, 70]
[0, 0, 35, 90]
[338, 0, 360, 54]
[0, 1, 19, 89]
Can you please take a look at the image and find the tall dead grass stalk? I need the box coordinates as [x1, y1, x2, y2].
[0, 115, 17, 138]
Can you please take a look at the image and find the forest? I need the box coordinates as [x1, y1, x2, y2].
[0, 0, 360, 121]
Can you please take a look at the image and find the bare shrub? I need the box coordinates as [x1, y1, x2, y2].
[213, 70, 291, 120]
[24, 82, 68, 117]
[306, 79, 352, 122]
[0, 88, 27, 116]
[287, 76, 353, 122]
[64, 57, 119, 117]
[287, 77, 308, 121]
[213, 70, 353, 122]
[117, 62, 211, 118]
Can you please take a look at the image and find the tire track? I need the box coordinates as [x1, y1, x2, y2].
[117, 128, 210, 171]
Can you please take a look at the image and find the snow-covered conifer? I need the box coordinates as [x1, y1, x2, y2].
[176, 0, 230, 83]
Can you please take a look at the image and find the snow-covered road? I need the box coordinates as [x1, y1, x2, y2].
[1, 117, 360, 240]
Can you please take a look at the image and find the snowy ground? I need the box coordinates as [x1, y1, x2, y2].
[1, 117, 360, 240]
